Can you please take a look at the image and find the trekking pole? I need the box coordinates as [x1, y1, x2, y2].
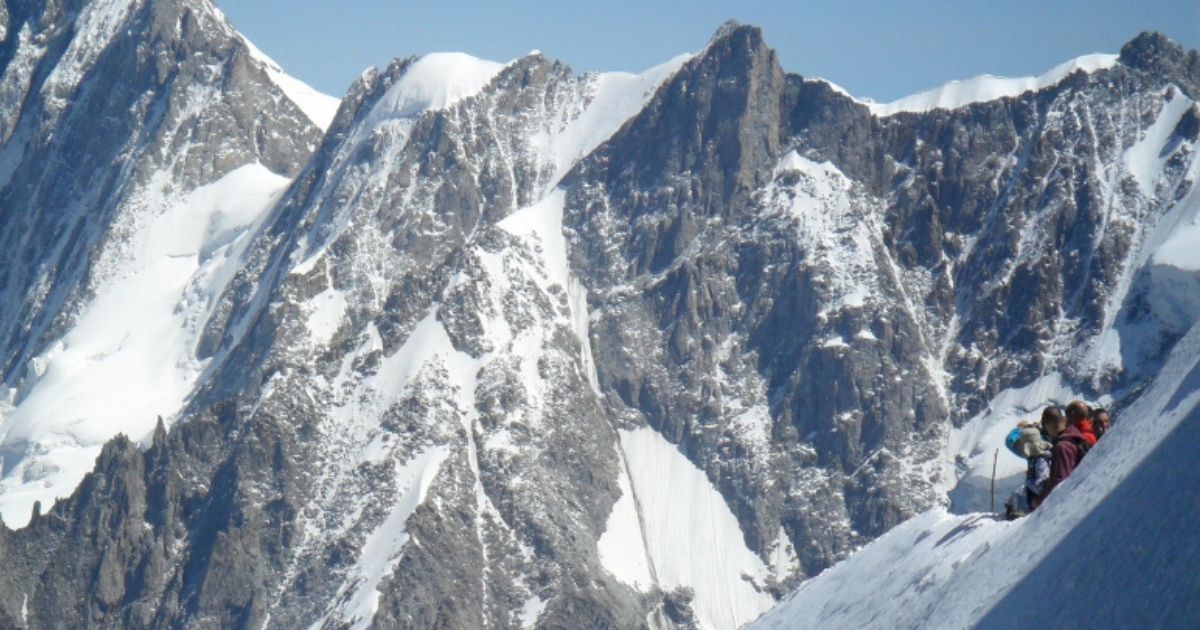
[990, 448, 998, 514]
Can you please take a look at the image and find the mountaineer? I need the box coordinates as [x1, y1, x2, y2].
[1039, 404, 1089, 504]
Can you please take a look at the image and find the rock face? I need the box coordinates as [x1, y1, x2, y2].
[0, 0, 325, 522]
[0, 0, 319, 371]
[0, 5, 1198, 629]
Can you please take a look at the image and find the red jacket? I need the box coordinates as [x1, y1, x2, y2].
[1074, 419, 1098, 446]
[1041, 425, 1087, 502]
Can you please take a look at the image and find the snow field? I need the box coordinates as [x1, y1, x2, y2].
[537, 54, 692, 187]
[1123, 90, 1194, 196]
[603, 428, 776, 630]
[597, 447, 655, 591]
[0, 164, 290, 527]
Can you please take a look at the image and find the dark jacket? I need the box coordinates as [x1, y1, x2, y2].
[1040, 425, 1087, 503]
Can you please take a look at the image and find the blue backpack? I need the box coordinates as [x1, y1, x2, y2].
[1005, 428, 1024, 458]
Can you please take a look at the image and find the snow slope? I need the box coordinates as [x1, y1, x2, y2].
[750, 318, 1200, 629]
[608, 427, 776, 630]
[374, 53, 505, 119]
[537, 54, 692, 186]
[0, 164, 290, 527]
[862, 54, 1118, 116]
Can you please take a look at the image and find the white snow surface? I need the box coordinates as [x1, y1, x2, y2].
[519, 594, 548, 629]
[499, 190, 571, 289]
[614, 427, 775, 630]
[597, 444, 655, 592]
[750, 319, 1200, 629]
[1154, 220, 1200, 272]
[304, 287, 348, 347]
[863, 53, 1118, 117]
[374, 52, 504, 119]
[1144, 154, 1200, 333]
[0, 164, 289, 528]
[1125, 91, 1195, 195]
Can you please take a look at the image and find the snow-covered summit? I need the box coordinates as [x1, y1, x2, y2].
[372, 52, 506, 119]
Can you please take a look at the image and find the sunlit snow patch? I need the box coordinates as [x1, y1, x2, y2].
[0, 164, 290, 528]
[613, 427, 775, 630]
[538, 53, 692, 186]
[305, 287, 348, 347]
[1124, 90, 1194, 196]
[597, 445, 655, 592]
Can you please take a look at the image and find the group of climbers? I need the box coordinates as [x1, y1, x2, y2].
[1003, 400, 1110, 518]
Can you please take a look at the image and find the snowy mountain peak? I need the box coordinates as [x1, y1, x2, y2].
[372, 52, 506, 119]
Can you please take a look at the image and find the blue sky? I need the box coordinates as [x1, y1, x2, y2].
[217, 1, 1199, 103]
